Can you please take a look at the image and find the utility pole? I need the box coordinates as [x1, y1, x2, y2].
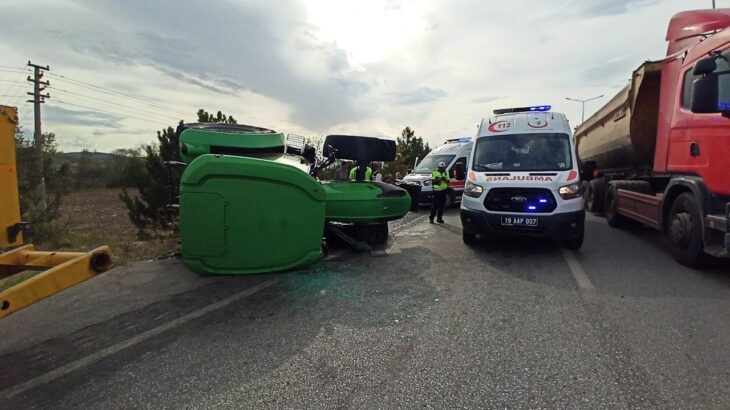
[26, 61, 50, 208]
[565, 95, 603, 124]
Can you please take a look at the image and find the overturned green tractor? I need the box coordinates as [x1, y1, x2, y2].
[174, 123, 410, 275]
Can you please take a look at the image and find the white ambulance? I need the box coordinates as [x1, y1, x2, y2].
[400, 137, 473, 208]
[460, 106, 585, 249]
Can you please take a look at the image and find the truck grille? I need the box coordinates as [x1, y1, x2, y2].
[484, 188, 557, 213]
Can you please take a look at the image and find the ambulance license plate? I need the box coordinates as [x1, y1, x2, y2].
[500, 217, 538, 227]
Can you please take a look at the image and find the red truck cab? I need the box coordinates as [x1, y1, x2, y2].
[658, 10, 730, 197]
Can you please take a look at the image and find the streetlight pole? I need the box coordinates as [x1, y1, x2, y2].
[713, 0, 716, 9]
[565, 95, 604, 124]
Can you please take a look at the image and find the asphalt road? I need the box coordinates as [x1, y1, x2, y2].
[1, 209, 728, 409]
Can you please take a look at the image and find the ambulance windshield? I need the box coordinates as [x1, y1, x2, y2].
[472, 133, 572, 172]
[413, 155, 455, 174]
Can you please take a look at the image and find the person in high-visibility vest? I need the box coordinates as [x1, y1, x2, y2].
[430, 161, 450, 223]
[349, 161, 372, 181]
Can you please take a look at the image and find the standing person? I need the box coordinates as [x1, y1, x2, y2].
[395, 171, 402, 181]
[349, 160, 372, 181]
[334, 161, 350, 181]
[372, 162, 383, 182]
[429, 161, 450, 224]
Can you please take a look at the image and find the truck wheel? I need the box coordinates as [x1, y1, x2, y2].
[667, 192, 708, 267]
[561, 228, 584, 250]
[462, 230, 477, 244]
[587, 178, 606, 213]
[604, 183, 626, 228]
[582, 181, 592, 210]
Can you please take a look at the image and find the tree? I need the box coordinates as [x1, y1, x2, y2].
[397, 127, 431, 169]
[73, 149, 107, 189]
[105, 148, 146, 188]
[122, 110, 238, 237]
[119, 125, 181, 236]
[197, 109, 237, 124]
[382, 126, 431, 176]
[14, 128, 68, 240]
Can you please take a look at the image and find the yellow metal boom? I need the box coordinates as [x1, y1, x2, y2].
[0, 105, 112, 319]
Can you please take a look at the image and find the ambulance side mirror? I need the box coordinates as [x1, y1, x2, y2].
[453, 164, 466, 180]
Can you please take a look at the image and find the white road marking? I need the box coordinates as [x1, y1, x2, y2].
[1, 279, 278, 399]
[562, 249, 596, 293]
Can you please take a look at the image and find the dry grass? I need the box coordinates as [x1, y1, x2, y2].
[52, 188, 179, 266]
[0, 189, 178, 291]
[1, 188, 177, 292]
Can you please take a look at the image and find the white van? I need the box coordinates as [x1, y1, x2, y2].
[460, 106, 585, 249]
[401, 137, 473, 208]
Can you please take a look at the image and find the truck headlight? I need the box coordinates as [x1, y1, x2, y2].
[559, 182, 582, 200]
[422, 179, 432, 187]
[464, 181, 484, 198]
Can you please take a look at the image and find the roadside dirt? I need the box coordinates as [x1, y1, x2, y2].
[56, 188, 178, 265]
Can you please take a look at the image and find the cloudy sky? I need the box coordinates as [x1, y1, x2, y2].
[0, 0, 725, 152]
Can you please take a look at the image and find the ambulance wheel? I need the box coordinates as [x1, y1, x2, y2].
[462, 230, 477, 244]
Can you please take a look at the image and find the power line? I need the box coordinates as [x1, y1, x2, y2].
[0, 69, 30, 75]
[0, 79, 28, 85]
[0, 70, 28, 102]
[48, 72, 189, 116]
[9, 83, 31, 107]
[48, 85, 182, 122]
[0, 65, 29, 71]
[49, 99, 174, 127]
[7, 78, 30, 107]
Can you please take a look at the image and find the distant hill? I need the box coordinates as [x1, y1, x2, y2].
[62, 152, 120, 163]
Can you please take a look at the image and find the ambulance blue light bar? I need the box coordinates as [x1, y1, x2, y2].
[445, 137, 472, 143]
[493, 105, 551, 114]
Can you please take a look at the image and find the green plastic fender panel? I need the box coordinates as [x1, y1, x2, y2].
[322, 181, 411, 224]
[180, 154, 325, 275]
